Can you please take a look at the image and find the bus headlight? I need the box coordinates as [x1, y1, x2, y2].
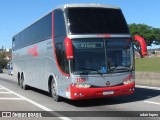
[73, 83, 91, 88]
[123, 74, 135, 85]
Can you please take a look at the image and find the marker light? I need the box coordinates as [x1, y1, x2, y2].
[64, 37, 74, 60]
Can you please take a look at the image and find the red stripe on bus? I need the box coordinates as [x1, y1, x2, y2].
[51, 11, 70, 77]
[28, 45, 38, 57]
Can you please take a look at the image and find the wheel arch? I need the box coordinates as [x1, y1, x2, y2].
[48, 75, 58, 95]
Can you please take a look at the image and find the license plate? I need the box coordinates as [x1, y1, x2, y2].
[103, 91, 114, 95]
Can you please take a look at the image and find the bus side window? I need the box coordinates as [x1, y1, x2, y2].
[54, 9, 69, 74]
[56, 43, 69, 74]
[54, 9, 66, 37]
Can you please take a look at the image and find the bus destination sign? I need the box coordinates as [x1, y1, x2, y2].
[75, 42, 103, 49]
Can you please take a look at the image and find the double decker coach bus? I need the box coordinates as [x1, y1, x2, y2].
[12, 4, 135, 101]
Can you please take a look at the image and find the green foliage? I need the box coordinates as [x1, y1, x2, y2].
[129, 23, 160, 45]
[0, 53, 7, 68]
[135, 57, 160, 72]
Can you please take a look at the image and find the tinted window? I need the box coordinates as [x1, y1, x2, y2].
[54, 9, 68, 74]
[55, 43, 69, 73]
[71, 38, 133, 75]
[106, 39, 131, 68]
[13, 13, 52, 50]
[71, 38, 106, 75]
[67, 8, 129, 34]
[54, 9, 66, 37]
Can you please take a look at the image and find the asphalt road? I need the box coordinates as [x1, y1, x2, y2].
[0, 73, 160, 120]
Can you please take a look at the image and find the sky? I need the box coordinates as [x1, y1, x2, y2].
[0, 0, 160, 49]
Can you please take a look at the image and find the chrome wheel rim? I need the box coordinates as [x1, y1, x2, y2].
[51, 82, 56, 97]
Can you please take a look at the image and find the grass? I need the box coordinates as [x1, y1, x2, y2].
[135, 57, 160, 72]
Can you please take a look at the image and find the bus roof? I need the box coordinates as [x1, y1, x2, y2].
[13, 3, 120, 37]
[57, 3, 120, 10]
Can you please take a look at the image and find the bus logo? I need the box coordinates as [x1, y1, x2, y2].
[28, 45, 38, 57]
[106, 81, 110, 86]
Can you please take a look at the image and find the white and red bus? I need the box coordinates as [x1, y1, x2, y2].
[12, 4, 135, 101]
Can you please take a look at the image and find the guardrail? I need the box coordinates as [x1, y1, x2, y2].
[136, 72, 160, 87]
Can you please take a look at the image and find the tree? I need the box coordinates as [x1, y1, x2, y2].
[0, 53, 7, 68]
[129, 23, 160, 58]
[129, 23, 160, 45]
[152, 28, 160, 44]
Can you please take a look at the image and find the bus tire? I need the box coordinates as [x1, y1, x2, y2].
[50, 78, 61, 102]
[20, 74, 28, 90]
[18, 73, 20, 86]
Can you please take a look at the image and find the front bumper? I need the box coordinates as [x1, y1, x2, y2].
[70, 82, 135, 100]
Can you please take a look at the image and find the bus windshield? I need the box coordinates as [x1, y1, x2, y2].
[67, 7, 129, 34]
[71, 38, 133, 75]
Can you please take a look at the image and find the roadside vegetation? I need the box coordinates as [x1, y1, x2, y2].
[129, 23, 160, 58]
[135, 57, 160, 72]
[0, 53, 7, 68]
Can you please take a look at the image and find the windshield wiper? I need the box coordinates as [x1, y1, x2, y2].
[77, 68, 103, 76]
[110, 66, 133, 72]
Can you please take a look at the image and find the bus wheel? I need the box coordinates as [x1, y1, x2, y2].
[50, 78, 61, 102]
[20, 74, 28, 90]
[18, 74, 20, 86]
